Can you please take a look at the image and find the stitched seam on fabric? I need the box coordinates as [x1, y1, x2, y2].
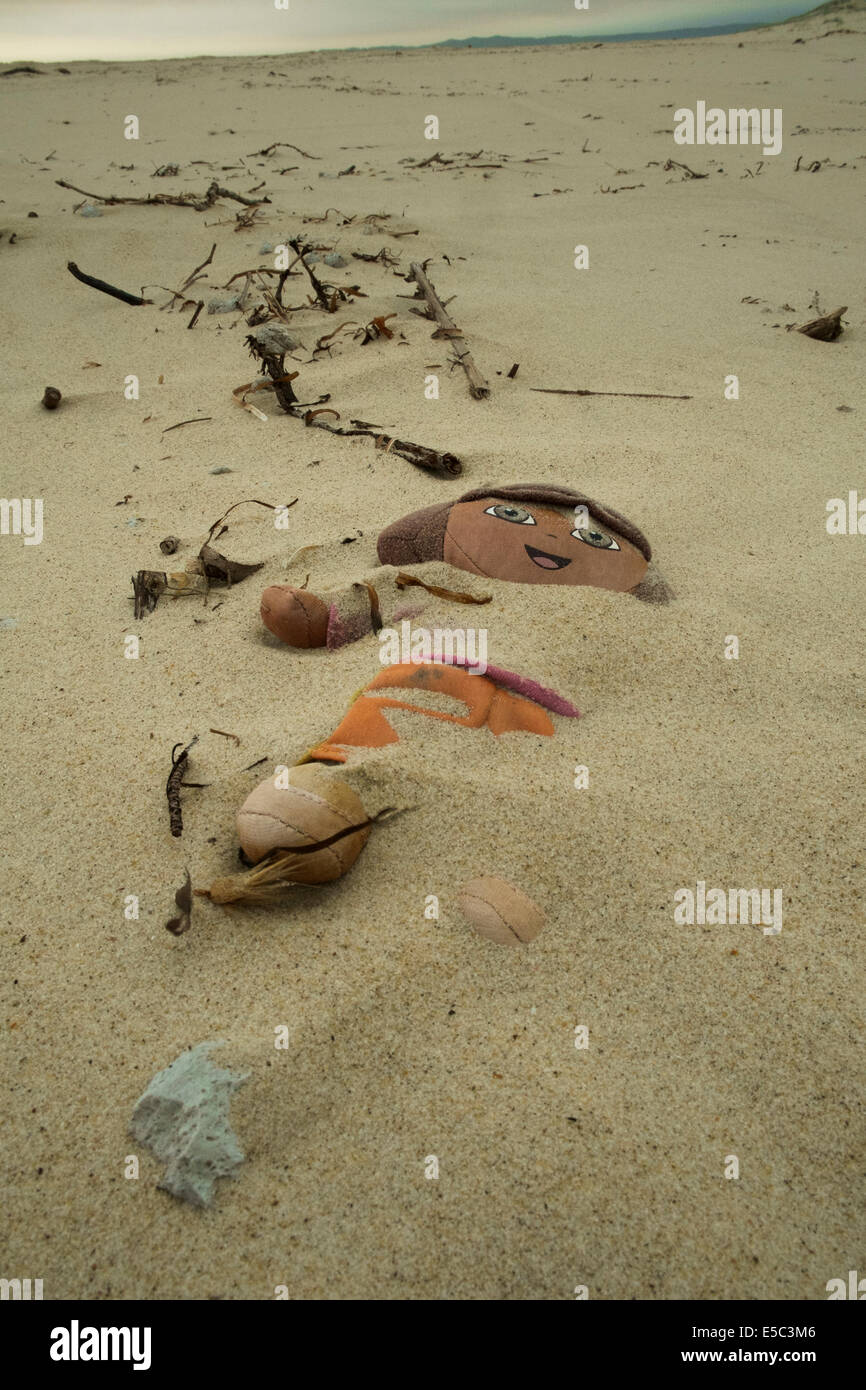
[462, 892, 524, 942]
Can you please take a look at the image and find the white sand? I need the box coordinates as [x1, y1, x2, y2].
[1, 10, 864, 1299]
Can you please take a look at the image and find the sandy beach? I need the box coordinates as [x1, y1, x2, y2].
[1, 3, 864, 1301]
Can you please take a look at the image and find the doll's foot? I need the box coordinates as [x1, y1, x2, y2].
[236, 763, 371, 882]
[260, 584, 329, 648]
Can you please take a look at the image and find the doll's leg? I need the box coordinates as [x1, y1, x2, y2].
[260, 583, 376, 650]
[260, 585, 330, 647]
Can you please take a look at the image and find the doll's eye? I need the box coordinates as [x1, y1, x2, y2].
[485, 504, 536, 525]
[573, 526, 620, 551]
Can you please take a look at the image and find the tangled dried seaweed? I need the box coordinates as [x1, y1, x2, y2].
[197, 808, 402, 905]
[356, 313, 397, 344]
[165, 869, 193, 935]
[394, 573, 492, 605]
[166, 737, 206, 838]
[132, 499, 296, 617]
[244, 333, 462, 476]
[56, 177, 270, 211]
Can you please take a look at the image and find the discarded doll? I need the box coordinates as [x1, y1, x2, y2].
[260, 482, 672, 650]
[203, 658, 579, 926]
[200, 480, 673, 939]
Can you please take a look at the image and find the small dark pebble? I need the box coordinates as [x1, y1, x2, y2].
[159, 535, 181, 555]
[41, 386, 61, 410]
[28, 210, 38, 218]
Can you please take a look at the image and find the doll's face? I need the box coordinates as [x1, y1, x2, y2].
[443, 498, 649, 590]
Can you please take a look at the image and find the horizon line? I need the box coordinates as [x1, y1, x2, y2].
[1, 15, 811, 68]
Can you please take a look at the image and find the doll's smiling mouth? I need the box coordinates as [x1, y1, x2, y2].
[525, 544, 572, 571]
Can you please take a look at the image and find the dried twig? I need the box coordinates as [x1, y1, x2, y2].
[223, 266, 288, 287]
[250, 141, 320, 159]
[244, 339, 461, 475]
[159, 244, 218, 313]
[531, 387, 692, 400]
[343, 422, 462, 476]
[56, 178, 270, 210]
[67, 260, 150, 306]
[288, 237, 338, 311]
[352, 246, 399, 267]
[241, 757, 268, 773]
[162, 417, 212, 433]
[662, 159, 707, 179]
[408, 261, 490, 399]
[179, 242, 216, 294]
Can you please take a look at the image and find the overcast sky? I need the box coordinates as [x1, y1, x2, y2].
[0, 0, 815, 62]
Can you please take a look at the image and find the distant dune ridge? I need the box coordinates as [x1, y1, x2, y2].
[335, 1, 866, 53]
[795, 0, 866, 19]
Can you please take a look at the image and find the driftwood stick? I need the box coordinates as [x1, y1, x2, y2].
[408, 261, 490, 399]
[531, 387, 692, 400]
[346, 423, 462, 476]
[244, 335, 460, 474]
[55, 178, 270, 211]
[67, 261, 150, 306]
